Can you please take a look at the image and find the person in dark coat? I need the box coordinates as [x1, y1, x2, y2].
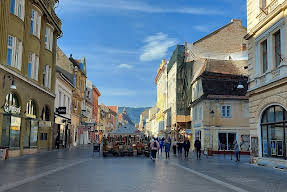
[194, 137, 201, 160]
[164, 139, 171, 159]
[177, 139, 183, 157]
[183, 138, 191, 158]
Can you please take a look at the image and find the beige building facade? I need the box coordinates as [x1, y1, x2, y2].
[0, 0, 61, 157]
[246, 0, 287, 162]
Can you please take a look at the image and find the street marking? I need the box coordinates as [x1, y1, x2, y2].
[171, 163, 249, 192]
[0, 159, 90, 192]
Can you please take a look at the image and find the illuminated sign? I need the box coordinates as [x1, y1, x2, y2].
[4, 104, 21, 114]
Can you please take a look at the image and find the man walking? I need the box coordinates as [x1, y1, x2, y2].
[194, 137, 201, 160]
[150, 138, 160, 160]
[234, 140, 240, 162]
[183, 138, 190, 158]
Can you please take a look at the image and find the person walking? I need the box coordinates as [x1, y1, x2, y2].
[194, 137, 201, 160]
[164, 139, 171, 159]
[183, 138, 191, 158]
[150, 138, 160, 160]
[159, 139, 164, 154]
[172, 139, 177, 155]
[234, 140, 240, 162]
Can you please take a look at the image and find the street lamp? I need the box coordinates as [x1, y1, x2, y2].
[237, 81, 244, 89]
[10, 79, 16, 89]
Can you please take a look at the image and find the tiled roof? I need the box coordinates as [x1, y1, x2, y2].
[108, 106, 118, 113]
[204, 59, 248, 76]
[56, 66, 74, 86]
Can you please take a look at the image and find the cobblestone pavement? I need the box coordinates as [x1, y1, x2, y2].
[0, 146, 286, 192]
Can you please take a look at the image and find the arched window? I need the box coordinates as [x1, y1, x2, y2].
[261, 105, 287, 158]
[25, 100, 37, 118]
[41, 105, 50, 121]
[5, 92, 19, 107]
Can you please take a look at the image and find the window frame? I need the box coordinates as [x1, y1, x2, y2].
[261, 39, 268, 73]
[221, 105, 232, 118]
[30, 7, 42, 39]
[7, 35, 22, 71]
[10, 0, 25, 21]
[27, 53, 39, 80]
[274, 30, 281, 68]
[45, 24, 54, 51]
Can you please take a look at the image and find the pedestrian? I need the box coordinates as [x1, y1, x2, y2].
[164, 139, 171, 159]
[194, 137, 201, 160]
[183, 138, 190, 158]
[172, 139, 177, 155]
[234, 140, 240, 162]
[150, 138, 160, 160]
[56, 135, 60, 149]
[159, 139, 164, 154]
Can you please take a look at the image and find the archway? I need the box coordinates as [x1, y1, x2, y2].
[260, 105, 287, 159]
[1, 92, 21, 148]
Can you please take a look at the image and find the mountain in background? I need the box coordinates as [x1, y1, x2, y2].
[118, 107, 150, 124]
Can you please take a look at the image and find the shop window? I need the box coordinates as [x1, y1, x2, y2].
[218, 132, 236, 151]
[40, 133, 48, 140]
[261, 106, 286, 158]
[24, 100, 38, 148]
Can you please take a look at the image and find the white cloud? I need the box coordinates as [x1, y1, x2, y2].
[140, 33, 177, 62]
[193, 25, 211, 33]
[117, 64, 133, 69]
[57, 0, 224, 15]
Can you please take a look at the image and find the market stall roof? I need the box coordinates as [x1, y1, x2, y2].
[110, 123, 144, 136]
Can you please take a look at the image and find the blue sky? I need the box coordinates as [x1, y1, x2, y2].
[56, 0, 246, 107]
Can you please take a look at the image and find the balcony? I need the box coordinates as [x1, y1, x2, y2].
[249, 63, 287, 92]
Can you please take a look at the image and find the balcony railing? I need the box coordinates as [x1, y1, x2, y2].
[257, 0, 279, 22]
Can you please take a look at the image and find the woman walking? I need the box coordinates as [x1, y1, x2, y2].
[172, 139, 177, 155]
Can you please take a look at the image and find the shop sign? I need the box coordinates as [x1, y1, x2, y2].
[39, 121, 51, 128]
[4, 104, 21, 114]
[56, 107, 66, 114]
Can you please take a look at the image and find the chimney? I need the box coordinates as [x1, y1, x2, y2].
[241, 43, 247, 52]
[231, 19, 242, 26]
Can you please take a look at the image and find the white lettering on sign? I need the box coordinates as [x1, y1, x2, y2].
[4, 104, 21, 114]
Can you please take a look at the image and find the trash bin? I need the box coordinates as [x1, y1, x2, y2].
[0, 148, 8, 160]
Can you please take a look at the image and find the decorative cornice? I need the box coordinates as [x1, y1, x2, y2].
[0, 64, 55, 98]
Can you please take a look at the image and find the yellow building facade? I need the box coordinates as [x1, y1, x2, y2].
[155, 59, 167, 137]
[0, 0, 62, 157]
[246, 0, 287, 163]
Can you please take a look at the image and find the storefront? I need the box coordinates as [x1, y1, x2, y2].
[24, 100, 38, 150]
[1, 93, 21, 150]
[260, 105, 287, 159]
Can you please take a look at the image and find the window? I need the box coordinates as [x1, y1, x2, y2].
[261, 40, 268, 73]
[274, 31, 281, 67]
[63, 95, 66, 107]
[59, 91, 62, 106]
[30, 8, 41, 38]
[261, 106, 287, 158]
[221, 105, 232, 118]
[218, 133, 236, 150]
[41, 105, 50, 121]
[73, 75, 76, 85]
[199, 105, 202, 121]
[7, 35, 22, 71]
[261, 0, 266, 9]
[43, 65, 51, 88]
[193, 106, 198, 121]
[28, 53, 39, 80]
[45, 26, 53, 51]
[67, 97, 70, 113]
[10, 0, 25, 20]
[40, 133, 48, 140]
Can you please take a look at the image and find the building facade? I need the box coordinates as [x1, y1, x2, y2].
[69, 55, 87, 146]
[54, 66, 73, 148]
[155, 59, 167, 137]
[246, 0, 287, 163]
[0, 0, 62, 157]
[190, 59, 250, 153]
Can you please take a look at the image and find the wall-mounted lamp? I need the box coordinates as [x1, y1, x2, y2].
[210, 110, 215, 116]
[10, 79, 16, 90]
[237, 81, 244, 89]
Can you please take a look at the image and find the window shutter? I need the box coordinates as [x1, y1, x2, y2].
[48, 66, 52, 88]
[18, 40, 22, 71]
[35, 56, 39, 81]
[37, 15, 42, 38]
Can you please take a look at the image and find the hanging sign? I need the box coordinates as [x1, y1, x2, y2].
[56, 107, 66, 115]
[4, 104, 21, 114]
